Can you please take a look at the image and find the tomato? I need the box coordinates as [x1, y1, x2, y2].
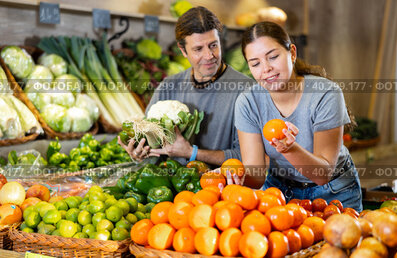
[299, 199, 313, 212]
[312, 198, 328, 212]
[329, 200, 343, 211]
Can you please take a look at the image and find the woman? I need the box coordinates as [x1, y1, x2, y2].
[234, 21, 362, 211]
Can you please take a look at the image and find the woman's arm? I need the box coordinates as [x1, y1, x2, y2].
[238, 130, 267, 189]
[277, 125, 343, 185]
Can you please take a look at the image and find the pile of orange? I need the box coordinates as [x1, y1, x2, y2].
[130, 185, 328, 257]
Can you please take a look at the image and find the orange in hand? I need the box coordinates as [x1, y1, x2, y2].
[263, 119, 288, 142]
[147, 223, 175, 250]
[220, 159, 245, 178]
[130, 219, 154, 246]
[194, 227, 220, 256]
[219, 228, 242, 257]
[173, 227, 196, 253]
[215, 202, 244, 231]
[200, 172, 226, 189]
[239, 231, 269, 258]
[168, 201, 193, 230]
[150, 201, 173, 224]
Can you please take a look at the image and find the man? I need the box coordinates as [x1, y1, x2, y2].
[119, 6, 254, 166]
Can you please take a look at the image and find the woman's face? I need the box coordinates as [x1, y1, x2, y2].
[245, 36, 296, 91]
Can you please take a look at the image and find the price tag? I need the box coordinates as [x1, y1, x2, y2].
[25, 252, 54, 258]
[144, 15, 159, 34]
[39, 2, 60, 24]
[93, 8, 111, 29]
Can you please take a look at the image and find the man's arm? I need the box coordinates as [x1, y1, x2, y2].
[195, 149, 225, 166]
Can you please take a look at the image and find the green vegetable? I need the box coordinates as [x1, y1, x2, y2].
[0, 96, 24, 139]
[0, 157, 7, 166]
[102, 186, 124, 200]
[75, 94, 99, 121]
[40, 104, 72, 133]
[49, 152, 69, 166]
[67, 107, 93, 133]
[159, 159, 182, 175]
[124, 191, 147, 204]
[69, 148, 80, 160]
[170, 0, 193, 18]
[26, 65, 54, 84]
[68, 160, 80, 172]
[147, 186, 173, 204]
[100, 148, 114, 162]
[171, 167, 201, 193]
[166, 61, 185, 76]
[52, 74, 82, 95]
[47, 137, 61, 160]
[118, 131, 130, 145]
[1, 46, 34, 79]
[350, 117, 379, 140]
[134, 164, 172, 194]
[136, 39, 162, 60]
[38, 53, 68, 77]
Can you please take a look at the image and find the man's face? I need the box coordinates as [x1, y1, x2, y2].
[179, 29, 222, 82]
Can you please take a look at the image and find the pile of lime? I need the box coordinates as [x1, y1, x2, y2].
[21, 185, 156, 241]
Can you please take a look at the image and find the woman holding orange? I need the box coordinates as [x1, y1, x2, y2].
[234, 21, 362, 211]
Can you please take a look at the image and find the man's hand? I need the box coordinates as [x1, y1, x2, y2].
[150, 127, 193, 158]
[117, 136, 159, 162]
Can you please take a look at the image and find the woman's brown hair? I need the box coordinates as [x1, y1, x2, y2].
[242, 21, 356, 131]
[175, 6, 223, 52]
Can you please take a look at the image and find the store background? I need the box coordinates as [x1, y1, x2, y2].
[1, 0, 396, 178]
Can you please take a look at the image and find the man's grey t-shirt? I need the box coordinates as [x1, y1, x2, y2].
[235, 75, 351, 183]
[147, 66, 254, 165]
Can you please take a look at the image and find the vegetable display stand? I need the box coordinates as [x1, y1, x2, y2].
[0, 45, 99, 140]
[9, 226, 131, 258]
[129, 241, 325, 258]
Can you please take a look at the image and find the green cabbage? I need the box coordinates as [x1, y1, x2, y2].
[0, 66, 11, 94]
[0, 96, 24, 139]
[75, 94, 99, 121]
[53, 74, 82, 95]
[167, 62, 185, 76]
[67, 107, 93, 132]
[136, 39, 162, 60]
[170, 0, 193, 17]
[0, 46, 34, 79]
[27, 65, 53, 84]
[38, 53, 68, 77]
[40, 104, 71, 133]
[50, 84, 75, 108]
[4, 95, 43, 135]
[32, 93, 52, 112]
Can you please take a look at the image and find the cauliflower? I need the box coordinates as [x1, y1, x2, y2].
[147, 100, 189, 124]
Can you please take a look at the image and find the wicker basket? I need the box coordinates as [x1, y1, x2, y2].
[129, 241, 325, 258]
[9, 226, 131, 257]
[0, 224, 17, 250]
[0, 45, 100, 140]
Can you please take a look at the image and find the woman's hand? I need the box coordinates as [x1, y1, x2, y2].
[269, 121, 299, 153]
[117, 136, 154, 162]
